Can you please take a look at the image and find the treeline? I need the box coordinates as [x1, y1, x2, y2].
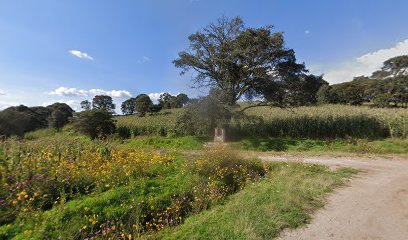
[318, 55, 408, 107]
[0, 103, 73, 136]
[80, 92, 190, 115]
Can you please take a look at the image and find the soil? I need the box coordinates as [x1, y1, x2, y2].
[259, 155, 408, 240]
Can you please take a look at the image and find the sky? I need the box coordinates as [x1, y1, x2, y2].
[1, 0, 408, 111]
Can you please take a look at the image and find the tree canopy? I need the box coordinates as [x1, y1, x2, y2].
[73, 109, 116, 139]
[92, 95, 116, 113]
[173, 16, 322, 107]
[327, 55, 408, 107]
[0, 103, 74, 136]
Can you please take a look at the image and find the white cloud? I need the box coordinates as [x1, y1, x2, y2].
[148, 92, 181, 103]
[49, 87, 132, 98]
[315, 39, 408, 84]
[42, 99, 82, 112]
[137, 56, 150, 64]
[304, 30, 311, 34]
[148, 92, 164, 102]
[88, 89, 132, 98]
[0, 89, 5, 95]
[69, 50, 94, 60]
[49, 87, 88, 97]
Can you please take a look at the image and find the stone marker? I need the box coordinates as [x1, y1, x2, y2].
[214, 128, 225, 142]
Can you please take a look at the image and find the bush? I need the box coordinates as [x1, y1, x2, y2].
[188, 147, 267, 193]
[73, 110, 116, 139]
[116, 126, 131, 139]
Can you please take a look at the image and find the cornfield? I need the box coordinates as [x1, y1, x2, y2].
[237, 104, 407, 139]
[115, 109, 183, 137]
[115, 105, 407, 139]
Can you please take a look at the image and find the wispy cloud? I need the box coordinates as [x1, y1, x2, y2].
[137, 56, 150, 64]
[312, 39, 408, 84]
[0, 89, 5, 95]
[304, 30, 311, 34]
[69, 50, 94, 60]
[49, 87, 132, 98]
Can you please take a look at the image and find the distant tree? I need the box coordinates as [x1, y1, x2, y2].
[0, 102, 74, 136]
[158, 93, 175, 109]
[92, 95, 116, 113]
[80, 100, 92, 111]
[0, 109, 33, 136]
[317, 84, 332, 104]
[48, 109, 68, 130]
[149, 104, 162, 113]
[121, 98, 137, 115]
[46, 103, 74, 129]
[73, 109, 116, 139]
[173, 16, 310, 108]
[135, 94, 153, 114]
[47, 103, 74, 117]
[380, 55, 408, 77]
[174, 93, 190, 107]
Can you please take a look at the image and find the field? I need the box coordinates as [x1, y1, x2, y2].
[116, 105, 407, 139]
[1, 104, 406, 239]
[0, 136, 357, 239]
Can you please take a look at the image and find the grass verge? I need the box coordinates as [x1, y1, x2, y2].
[160, 163, 358, 240]
[239, 138, 408, 155]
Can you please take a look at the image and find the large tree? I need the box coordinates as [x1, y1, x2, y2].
[121, 98, 137, 115]
[73, 109, 116, 139]
[173, 16, 314, 107]
[135, 94, 153, 114]
[92, 95, 116, 113]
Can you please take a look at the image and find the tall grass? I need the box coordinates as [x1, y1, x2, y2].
[242, 104, 407, 139]
[0, 142, 267, 239]
[116, 109, 184, 137]
[114, 105, 407, 139]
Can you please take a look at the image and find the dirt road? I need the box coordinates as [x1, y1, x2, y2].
[259, 155, 408, 240]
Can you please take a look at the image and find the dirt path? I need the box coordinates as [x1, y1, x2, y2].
[259, 155, 408, 240]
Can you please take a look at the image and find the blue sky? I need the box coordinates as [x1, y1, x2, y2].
[1, 0, 408, 111]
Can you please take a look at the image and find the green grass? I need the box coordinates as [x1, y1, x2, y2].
[0, 157, 196, 239]
[161, 163, 358, 240]
[239, 138, 408, 154]
[118, 136, 208, 150]
[115, 109, 184, 137]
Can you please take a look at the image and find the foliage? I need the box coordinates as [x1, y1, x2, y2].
[121, 98, 137, 115]
[80, 100, 92, 111]
[116, 109, 184, 137]
[328, 55, 408, 107]
[116, 105, 407, 139]
[159, 93, 190, 109]
[239, 137, 408, 154]
[161, 163, 357, 240]
[92, 95, 116, 113]
[120, 136, 208, 150]
[242, 104, 407, 139]
[173, 16, 325, 106]
[48, 109, 69, 130]
[317, 84, 332, 104]
[0, 103, 73, 136]
[175, 94, 232, 136]
[135, 94, 154, 114]
[1, 141, 270, 239]
[73, 109, 116, 139]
